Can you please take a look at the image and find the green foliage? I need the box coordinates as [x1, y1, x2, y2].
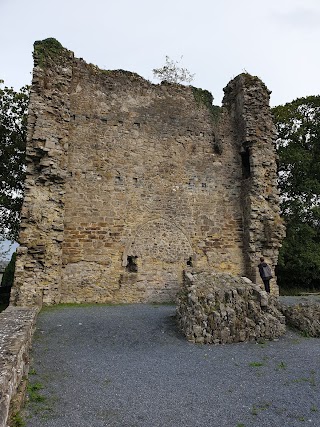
[276, 361, 287, 370]
[191, 86, 222, 153]
[33, 38, 64, 68]
[0, 81, 29, 241]
[153, 56, 195, 84]
[28, 382, 46, 402]
[11, 412, 25, 427]
[191, 86, 221, 121]
[1, 252, 16, 286]
[251, 402, 270, 416]
[272, 96, 320, 290]
[249, 361, 264, 367]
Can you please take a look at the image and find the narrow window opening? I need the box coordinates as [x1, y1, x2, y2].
[187, 257, 193, 267]
[126, 256, 138, 273]
[241, 148, 251, 178]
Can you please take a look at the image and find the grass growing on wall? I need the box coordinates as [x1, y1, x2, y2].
[191, 86, 221, 122]
[33, 38, 65, 68]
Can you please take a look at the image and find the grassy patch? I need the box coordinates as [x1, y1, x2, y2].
[41, 302, 126, 312]
[279, 286, 320, 296]
[251, 402, 270, 416]
[191, 86, 221, 144]
[276, 361, 287, 370]
[290, 370, 316, 387]
[33, 38, 65, 68]
[300, 330, 311, 338]
[28, 382, 46, 403]
[11, 412, 25, 427]
[249, 361, 265, 367]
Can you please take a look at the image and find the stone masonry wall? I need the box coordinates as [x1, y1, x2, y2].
[11, 41, 74, 306]
[222, 75, 285, 290]
[279, 298, 320, 337]
[177, 270, 286, 344]
[11, 39, 283, 306]
[0, 307, 38, 427]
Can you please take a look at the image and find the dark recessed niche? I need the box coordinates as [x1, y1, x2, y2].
[126, 256, 138, 273]
[241, 147, 251, 179]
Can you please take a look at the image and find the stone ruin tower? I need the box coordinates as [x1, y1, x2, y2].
[11, 39, 284, 306]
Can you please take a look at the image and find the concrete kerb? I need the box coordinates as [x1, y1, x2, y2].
[0, 306, 39, 427]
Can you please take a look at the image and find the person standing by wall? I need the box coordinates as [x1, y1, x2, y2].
[258, 257, 273, 293]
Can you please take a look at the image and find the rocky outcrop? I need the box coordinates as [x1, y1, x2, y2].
[177, 270, 286, 344]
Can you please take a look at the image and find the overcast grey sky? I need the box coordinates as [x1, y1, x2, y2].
[1, 0, 320, 106]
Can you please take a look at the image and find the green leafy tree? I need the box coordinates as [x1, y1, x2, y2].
[1, 252, 16, 287]
[153, 56, 195, 84]
[0, 81, 29, 242]
[272, 96, 320, 290]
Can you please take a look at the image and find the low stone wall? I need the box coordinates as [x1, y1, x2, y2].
[279, 298, 320, 337]
[177, 271, 286, 344]
[0, 306, 38, 427]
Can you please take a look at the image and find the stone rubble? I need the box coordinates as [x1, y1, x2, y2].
[279, 300, 320, 337]
[177, 270, 286, 344]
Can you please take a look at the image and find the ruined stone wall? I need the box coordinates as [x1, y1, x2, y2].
[0, 307, 38, 427]
[222, 75, 285, 285]
[177, 271, 286, 344]
[11, 39, 283, 306]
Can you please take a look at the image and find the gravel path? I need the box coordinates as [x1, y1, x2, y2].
[25, 304, 320, 427]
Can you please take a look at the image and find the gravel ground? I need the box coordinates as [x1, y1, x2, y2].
[24, 304, 320, 427]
